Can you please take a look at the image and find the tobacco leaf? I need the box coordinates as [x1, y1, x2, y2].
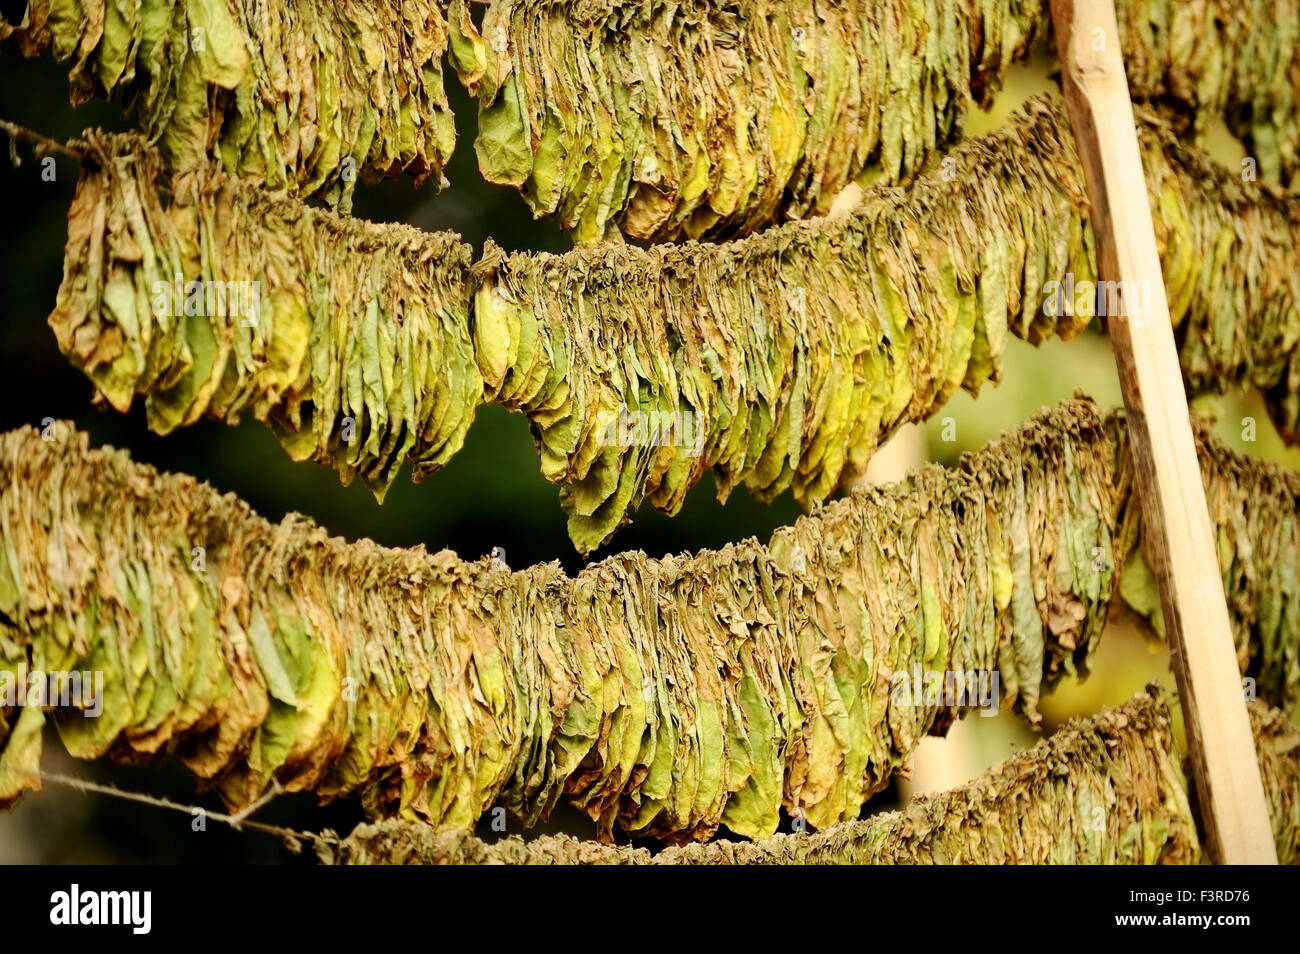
[1, 400, 1297, 842]
[46, 96, 1300, 552]
[452, 0, 1051, 244]
[480, 96, 1300, 552]
[0, 0, 457, 206]
[453, 0, 1299, 245]
[48, 129, 480, 497]
[1247, 699, 1300, 864]
[323, 688, 1208, 864]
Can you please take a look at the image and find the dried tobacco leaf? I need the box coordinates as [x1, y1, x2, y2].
[481, 96, 1300, 552]
[1139, 116, 1300, 443]
[1, 401, 1297, 841]
[452, 0, 1050, 243]
[453, 0, 1299, 244]
[1248, 699, 1300, 864]
[1122, 421, 1300, 714]
[47, 96, 1300, 552]
[324, 688, 1206, 864]
[49, 130, 481, 497]
[1114, 0, 1300, 189]
[0, 0, 457, 205]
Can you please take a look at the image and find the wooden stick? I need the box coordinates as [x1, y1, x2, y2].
[0, 119, 84, 162]
[1049, 0, 1276, 864]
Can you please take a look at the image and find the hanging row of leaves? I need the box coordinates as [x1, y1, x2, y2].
[51, 129, 481, 495]
[51, 96, 1300, 552]
[324, 691, 1300, 865]
[1115, 0, 1300, 188]
[0, 0, 457, 206]
[476, 95, 1097, 553]
[453, 0, 1300, 243]
[2, 400, 1298, 842]
[1145, 117, 1300, 439]
[450, 0, 1048, 244]
[6, 1, 1296, 233]
[478, 95, 1300, 552]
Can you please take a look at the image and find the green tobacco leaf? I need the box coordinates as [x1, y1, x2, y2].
[2, 0, 457, 203]
[460, 0, 1299, 243]
[0, 403, 1297, 841]
[48, 97, 1300, 553]
[325, 688, 1238, 864]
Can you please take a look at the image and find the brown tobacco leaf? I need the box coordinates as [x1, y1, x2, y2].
[454, 0, 1300, 245]
[0, 400, 1297, 842]
[0, 0, 457, 206]
[324, 688, 1210, 864]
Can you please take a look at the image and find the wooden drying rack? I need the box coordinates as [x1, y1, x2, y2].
[1050, 0, 1276, 864]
